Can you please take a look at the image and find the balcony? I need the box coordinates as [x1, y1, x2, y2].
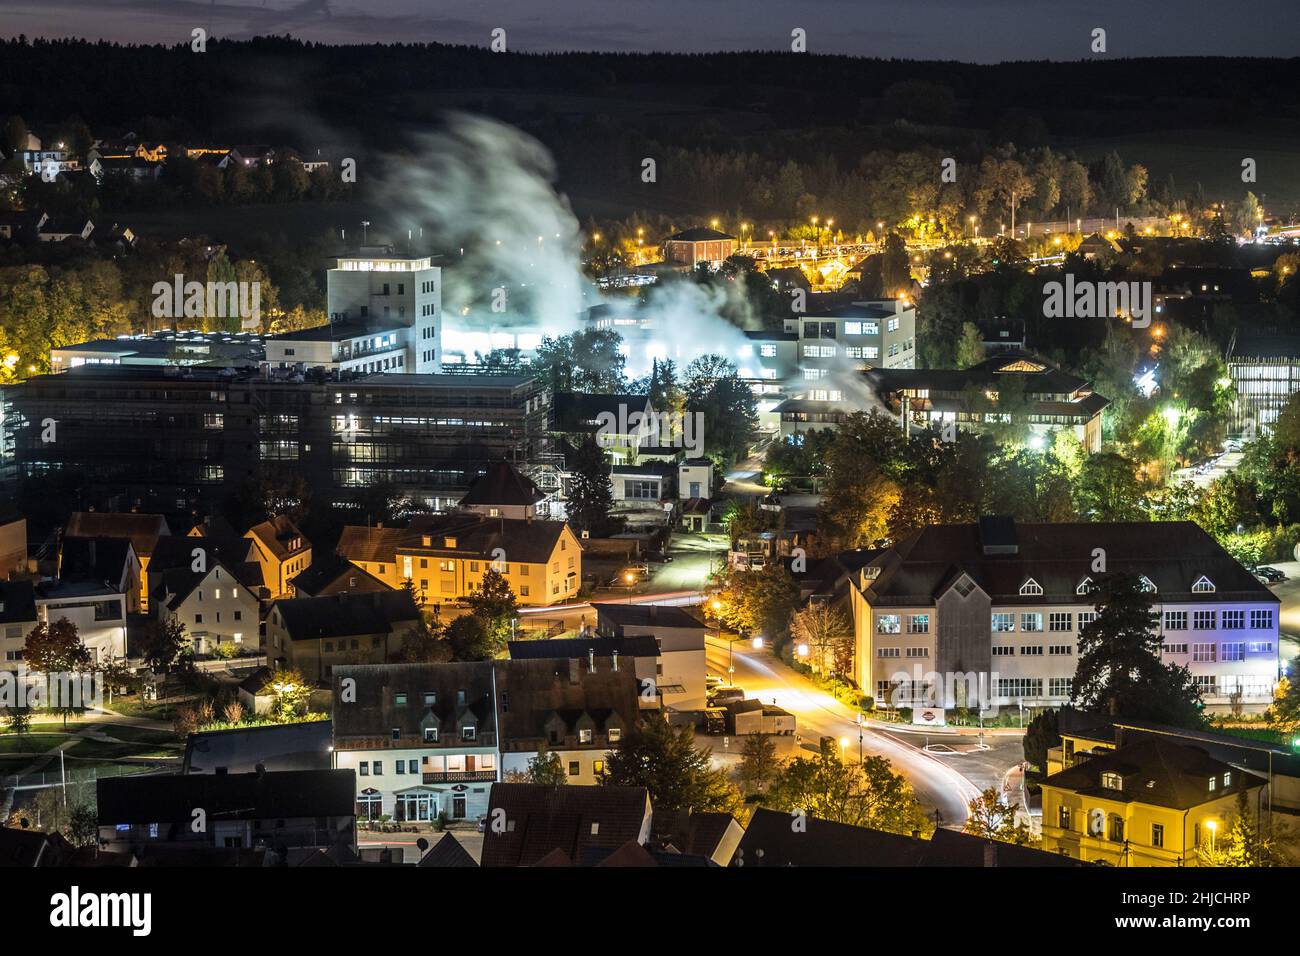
[422, 770, 497, 784]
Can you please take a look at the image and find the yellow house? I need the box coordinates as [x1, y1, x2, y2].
[335, 514, 582, 608]
[244, 516, 312, 598]
[1040, 737, 1266, 866]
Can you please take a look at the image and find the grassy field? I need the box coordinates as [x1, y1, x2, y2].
[0, 734, 71, 754]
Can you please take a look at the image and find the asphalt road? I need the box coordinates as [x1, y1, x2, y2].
[704, 635, 985, 827]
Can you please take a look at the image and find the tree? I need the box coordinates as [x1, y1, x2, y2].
[138, 617, 190, 674]
[3, 706, 31, 736]
[789, 602, 854, 677]
[1072, 573, 1204, 727]
[465, 568, 518, 647]
[567, 434, 615, 535]
[266, 667, 312, 722]
[66, 804, 99, 847]
[766, 744, 930, 834]
[955, 322, 985, 369]
[600, 713, 743, 815]
[735, 733, 780, 796]
[523, 742, 567, 786]
[23, 619, 92, 727]
[963, 788, 1036, 845]
[1022, 709, 1060, 775]
[395, 617, 451, 663]
[1073, 452, 1146, 520]
[445, 614, 497, 661]
[879, 233, 911, 296]
[712, 562, 800, 639]
[1266, 657, 1300, 732]
[1197, 790, 1273, 866]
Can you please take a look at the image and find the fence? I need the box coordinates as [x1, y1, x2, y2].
[1, 761, 170, 792]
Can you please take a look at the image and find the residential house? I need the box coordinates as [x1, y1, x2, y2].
[662, 227, 737, 270]
[479, 782, 653, 867]
[846, 516, 1280, 714]
[459, 459, 547, 520]
[0, 514, 27, 576]
[1039, 738, 1267, 865]
[96, 769, 357, 855]
[495, 656, 640, 785]
[336, 512, 582, 607]
[592, 602, 708, 710]
[37, 217, 94, 242]
[152, 558, 262, 653]
[264, 591, 423, 683]
[244, 516, 312, 597]
[57, 535, 141, 614]
[331, 662, 500, 823]
[0, 580, 38, 670]
[288, 552, 392, 599]
[64, 511, 170, 611]
[507, 635, 661, 711]
[33, 578, 128, 665]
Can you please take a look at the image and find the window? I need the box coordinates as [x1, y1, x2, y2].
[1109, 816, 1124, 842]
[1101, 772, 1122, 790]
[1223, 610, 1245, 630]
[578, 728, 593, 743]
[194, 614, 203, 624]
[906, 614, 929, 634]
[996, 678, 1042, 697]
[1208, 775, 1217, 792]
[1020, 613, 1043, 632]
[359, 763, 368, 776]
[391, 728, 400, 740]
[424, 692, 437, 705]
[905, 647, 929, 658]
[1251, 609, 1274, 629]
[1019, 578, 1043, 596]
[878, 647, 901, 658]
[1191, 575, 1215, 593]
[1247, 641, 1273, 654]
[1048, 644, 1073, 656]
[1192, 643, 1216, 662]
[424, 728, 438, 742]
[462, 726, 476, 741]
[1078, 612, 1098, 629]
[1049, 677, 1073, 697]
[1221, 643, 1245, 662]
[608, 727, 622, 743]
[372, 761, 383, 775]
[1193, 610, 1216, 630]
[394, 693, 407, 706]
[992, 612, 1015, 632]
[1164, 643, 1188, 655]
[1020, 645, 1044, 656]
[396, 761, 405, 775]
[593, 760, 604, 775]
[876, 614, 901, 634]
[1058, 806, 1071, 830]
[1075, 577, 1094, 595]
[1151, 823, 1164, 848]
[1049, 612, 1073, 632]
[1164, 610, 1187, 630]
[568, 761, 580, 777]
[992, 645, 1015, 656]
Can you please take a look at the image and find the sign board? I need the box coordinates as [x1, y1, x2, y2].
[912, 707, 947, 727]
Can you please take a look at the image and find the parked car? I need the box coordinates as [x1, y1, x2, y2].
[1254, 565, 1286, 582]
[644, 551, 674, 563]
[709, 686, 745, 705]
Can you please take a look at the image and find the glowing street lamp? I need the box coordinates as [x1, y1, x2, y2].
[1207, 819, 1217, 850]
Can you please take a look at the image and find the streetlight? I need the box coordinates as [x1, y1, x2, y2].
[1207, 819, 1217, 851]
[624, 571, 635, 604]
[855, 712, 864, 764]
[839, 737, 849, 763]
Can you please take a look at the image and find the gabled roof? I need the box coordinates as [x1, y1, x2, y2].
[735, 808, 926, 867]
[459, 460, 545, 508]
[332, 662, 496, 740]
[65, 511, 169, 556]
[419, 832, 479, 868]
[96, 770, 355, 825]
[480, 783, 652, 868]
[1043, 738, 1266, 810]
[270, 591, 420, 642]
[289, 552, 391, 598]
[494, 657, 640, 753]
[337, 513, 571, 566]
[153, 560, 262, 612]
[592, 602, 706, 631]
[58, 537, 135, 586]
[0, 827, 76, 867]
[246, 516, 309, 560]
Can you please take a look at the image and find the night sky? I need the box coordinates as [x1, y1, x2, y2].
[1, 0, 1296, 61]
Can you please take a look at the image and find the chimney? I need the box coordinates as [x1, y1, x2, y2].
[588, 648, 595, 673]
[983, 842, 998, 867]
[568, 659, 580, 685]
[612, 650, 619, 672]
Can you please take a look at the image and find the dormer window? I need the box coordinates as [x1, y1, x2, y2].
[1076, 577, 1094, 596]
[1019, 578, 1043, 596]
[1138, 575, 1157, 593]
[1208, 775, 1217, 792]
[1223, 771, 1231, 787]
[394, 693, 407, 707]
[579, 728, 593, 743]
[424, 727, 438, 742]
[462, 726, 476, 741]
[1101, 771, 1123, 790]
[1191, 575, 1215, 593]
[953, 574, 976, 598]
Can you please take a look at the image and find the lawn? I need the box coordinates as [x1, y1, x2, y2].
[99, 726, 181, 747]
[0, 734, 71, 754]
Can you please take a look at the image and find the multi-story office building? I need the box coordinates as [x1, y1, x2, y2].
[1226, 328, 1300, 434]
[263, 248, 442, 374]
[796, 298, 917, 381]
[8, 365, 549, 515]
[847, 517, 1280, 715]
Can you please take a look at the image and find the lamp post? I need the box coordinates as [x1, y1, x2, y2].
[624, 571, 635, 604]
[855, 712, 864, 764]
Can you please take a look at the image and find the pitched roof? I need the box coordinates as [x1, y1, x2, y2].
[270, 591, 420, 642]
[0, 827, 76, 867]
[246, 516, 310, 560]
[58, 537, 134, 585]
[419, 832, 479, 868]
[494, 657, 641, 754]
[735, 808, 927, 867]
[459, 460, 545, 508]
[96, 769, 356, 825]
[480, 783, 652, 868]
[331, 662, 497, 741]
[920, 828, 1082, 867]
[666, 227, 735, 242]
[507, 635, 662, 661]
[65, 511, 169, 555]
[592, 602, 706, 631]
[289, 552, 391, 597]
[1043, 738, 1266, 810]
[859, 519, 1276, 607]
[337, 513, 570, 566]
[182, 719, 334, 775]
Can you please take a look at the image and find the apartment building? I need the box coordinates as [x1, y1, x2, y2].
[847, 517, 1280, 714]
